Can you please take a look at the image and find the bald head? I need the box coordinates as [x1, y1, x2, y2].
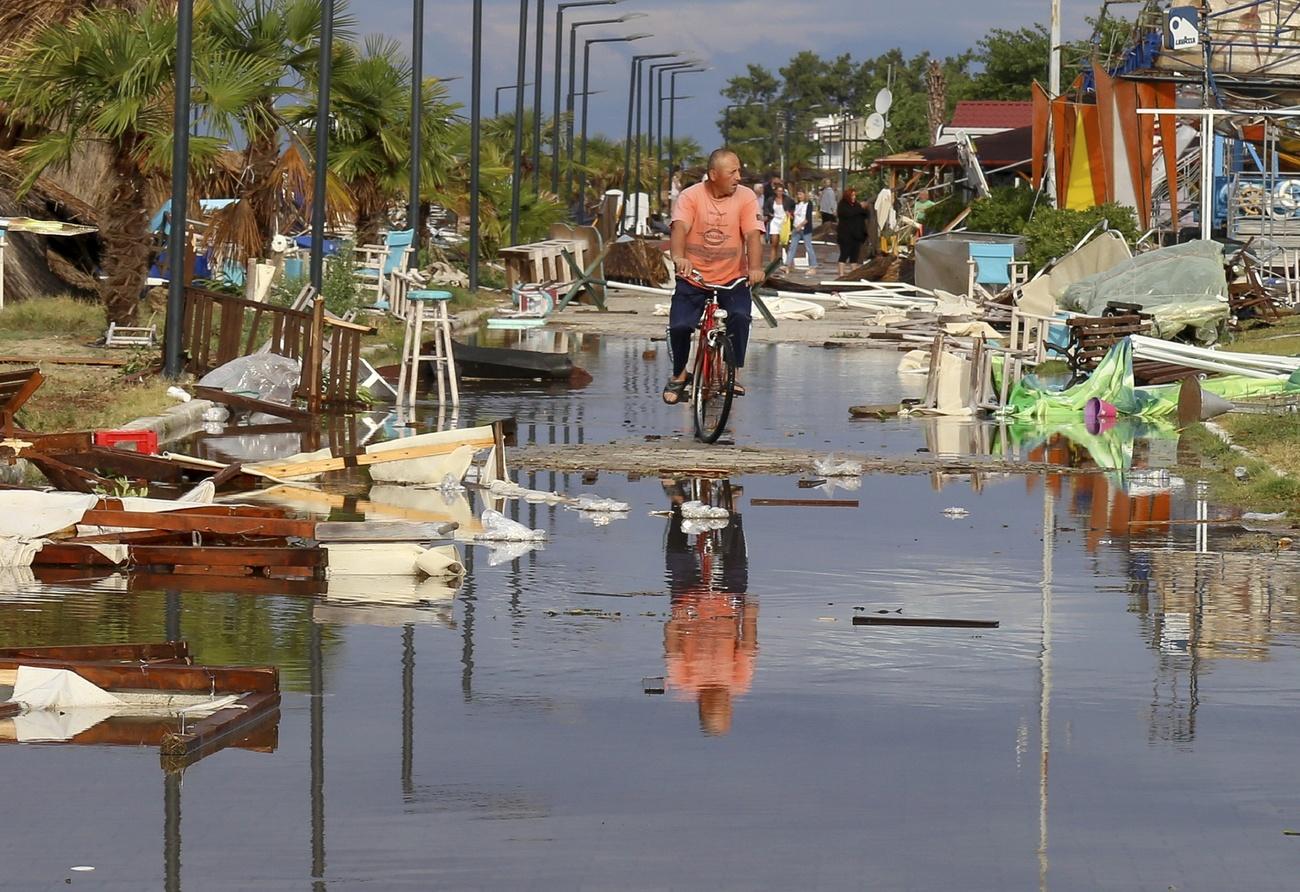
[705, 149, 742, 197]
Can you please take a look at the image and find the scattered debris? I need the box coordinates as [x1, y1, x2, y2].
[476, 510, 547, 541]
[942, 507, 971, 518]
[812, 454, 864, 477]
[751, 498, 859, 508]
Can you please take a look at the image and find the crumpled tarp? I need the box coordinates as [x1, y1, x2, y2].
[1001, 338, 1299, 421]
[198, 353, 301, 404]
[1060, 240, 1230, 342]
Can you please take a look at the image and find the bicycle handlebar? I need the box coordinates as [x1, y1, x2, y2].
[682, 273, 750, 291]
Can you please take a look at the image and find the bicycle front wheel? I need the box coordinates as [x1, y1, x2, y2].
[691, 329, 736, 443]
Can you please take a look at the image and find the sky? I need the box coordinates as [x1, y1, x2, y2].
[363, 0, 1101, 147]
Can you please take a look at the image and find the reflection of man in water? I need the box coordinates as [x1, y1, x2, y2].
[661, 479, 757, 736]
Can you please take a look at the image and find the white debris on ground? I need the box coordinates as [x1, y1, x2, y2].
[942, 507, 971, 519]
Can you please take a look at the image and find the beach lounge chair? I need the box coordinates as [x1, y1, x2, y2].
[967, 242, 1028, 300]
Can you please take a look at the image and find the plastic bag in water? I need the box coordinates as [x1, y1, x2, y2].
[476, 509, 547, 541]
[198, 353, 301, 404]
[813, 454, 864, 477]
[571, 495, 632, 513]
[680, 501, 728, 519]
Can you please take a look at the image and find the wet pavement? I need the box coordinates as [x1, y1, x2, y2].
[3, 334, 1300, 890]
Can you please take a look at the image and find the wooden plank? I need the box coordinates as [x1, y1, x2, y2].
[0, 702, 22, 719]
[127, 571, 325, 597]
[78, 509, 318, 539]
[192, 386, 313, 421]
[0, 658, 278, 693]
[253, 434, 496, 479]
[749, 498, 860, 508]
[55, 449, 188, 483]
[0, 355, 128, 368]
[0, 641, 189, 662]
[160, 691, 280, 763]
[129, 545, 326, 569]
[852, 616, 999, 629]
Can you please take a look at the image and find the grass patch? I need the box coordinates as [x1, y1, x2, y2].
[1226, 313, 1300, 356]
[1216, 413, 1300, 478]
[1176, 422, 1300, 517]
[10, 365, 175, 432]
[0, 295, 105, 339]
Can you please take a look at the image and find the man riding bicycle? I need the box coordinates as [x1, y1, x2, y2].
[662, 149, 765, 405]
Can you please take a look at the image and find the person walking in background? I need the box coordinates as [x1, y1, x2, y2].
[819, 179, 837, 224]
[786, 188, 817, 272]
[765, 182, 794, 268]
[669, 167, 684, 216]
[835, 186, 867, 277]
[752, 182, 766, 244]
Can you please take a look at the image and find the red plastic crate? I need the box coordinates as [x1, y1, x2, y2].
[93, 429, 159, 455]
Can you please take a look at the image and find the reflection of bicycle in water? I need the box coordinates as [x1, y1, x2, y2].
[661, 478, 757, 736]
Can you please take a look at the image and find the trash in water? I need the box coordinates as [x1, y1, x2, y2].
[812, 454, 864, 477]
[852, 616, 999, 629]
[681, 518, 730, 535]
[680, 501, 728, 519]
[643, 677, 666, 695]
[486, 479, 567, 504]
[475, 510, 547, 541]
[942, 507, 970, 518]
[570, 495, 632, 513]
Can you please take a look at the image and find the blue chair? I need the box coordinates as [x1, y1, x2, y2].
[967, 242, 1026, 298]
[355, 229, 415, 311]
[397, 289, 459, 407]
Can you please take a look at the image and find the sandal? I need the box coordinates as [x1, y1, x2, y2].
[662, 375, 691, 405]
[732, 383, 746, 397]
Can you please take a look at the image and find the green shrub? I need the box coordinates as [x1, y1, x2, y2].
[322, 240, 362, 316]
[1022, 203, 1139, 272]
[966, 185, 1039, 235]
[921, 195, 968, 233]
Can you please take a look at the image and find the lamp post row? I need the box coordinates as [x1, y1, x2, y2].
[165, 0, 701, 375]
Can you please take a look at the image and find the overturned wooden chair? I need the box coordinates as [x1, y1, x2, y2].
[0, 366, 45, 437]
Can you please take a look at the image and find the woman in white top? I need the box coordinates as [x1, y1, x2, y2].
[786, 190, 817, 271]
[766, 184, 793, 267]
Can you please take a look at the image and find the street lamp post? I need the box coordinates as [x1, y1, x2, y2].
[531, 0, 546, 195]
[409, 0, 425, 256]
[309, 0, 335, 294]
[509, 0, 530, 247]
[548, 1, 622, 197]
[650, 62, 698, 212]
[495, 82, 533, 117]
[664, 67, 704, 210]
[573, 34, 648, 221]
[469, 0, 483, 290]
[562, 12, 644, 206]
[622, 51, 677, 234]
[164, 0, 195, 378]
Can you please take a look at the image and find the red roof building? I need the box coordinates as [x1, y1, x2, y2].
[948, 101, 1034, 130]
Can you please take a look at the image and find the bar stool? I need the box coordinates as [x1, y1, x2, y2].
[396, 289, 460, 408]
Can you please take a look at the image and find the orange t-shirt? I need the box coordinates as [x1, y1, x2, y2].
[671, 182, 763, 285]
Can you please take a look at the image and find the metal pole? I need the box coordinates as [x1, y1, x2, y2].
[409, 0, 425, 255]
[531, 0, 545, 194]
[621, 55, 636, 234]
[553, 5, 566, 196]
[634, 62, 643, 230]
[656, 71, 666, 212]
[565, 22, 580, 208]
[576, 41, 596, 219]
[509, 0, 529, 246]
[164, 0, 194, 378]
[469, 0, 483, 290]
[839, 111, 847, 194]
[1046, 0, 1061, 200]
[309, 0, 334, 293]
[668, 73, 680, 193]
[782, 109, 791, 182]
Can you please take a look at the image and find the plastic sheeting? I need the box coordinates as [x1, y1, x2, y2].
[198, 353, 301, 404]
[1060, 241, 1230, 342]
[1002, 339, 1300, 420]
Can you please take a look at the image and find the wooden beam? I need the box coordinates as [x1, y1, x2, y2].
[0, 355, 129, 367]
[0, 641, 189, 662]
[192, 386, 313, 421]
[852, 616, 999, 629]
[78, 509, 318, 539]
[749, 498, 860, 508]
[160, 691, 281, 768]
[0, 658, 278, 693]
[253, 435, 495, 479]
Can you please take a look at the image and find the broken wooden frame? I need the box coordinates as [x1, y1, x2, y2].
[0, 640, 280, 770]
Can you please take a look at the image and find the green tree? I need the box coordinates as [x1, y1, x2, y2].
[970, 25, 1050, 100]
[0, 0, 279, 323]
[202, 0, 357, 260]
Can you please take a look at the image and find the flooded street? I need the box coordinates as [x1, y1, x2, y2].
[3, 334, 1300, 890]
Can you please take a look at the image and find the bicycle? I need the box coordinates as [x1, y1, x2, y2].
[683, 273, 747, 443]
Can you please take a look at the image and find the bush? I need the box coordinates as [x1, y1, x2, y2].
[1021, 203, 1139, 272]
[321, 240, 362, 316]
[966, 185, 1039, 235]
[922, 194, 968, 233]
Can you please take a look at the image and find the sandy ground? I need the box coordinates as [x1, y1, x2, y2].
[513, 438, 1093, 478]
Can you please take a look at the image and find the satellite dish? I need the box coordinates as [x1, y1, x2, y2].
[864, 113, 886, 141]
[874, 88, 893, 115]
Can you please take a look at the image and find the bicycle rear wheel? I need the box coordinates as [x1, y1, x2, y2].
[692, 329, 736, 443]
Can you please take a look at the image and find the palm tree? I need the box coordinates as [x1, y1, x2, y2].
[202, 0, 357, 260]
[0, 1, 280, 323]
[295, 35, 458, 245]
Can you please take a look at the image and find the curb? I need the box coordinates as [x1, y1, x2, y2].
[121, 398, 228, 446]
